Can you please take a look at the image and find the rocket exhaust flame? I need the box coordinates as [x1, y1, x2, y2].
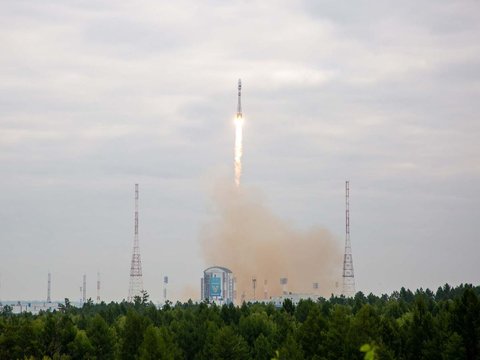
[234, 79, 243, 187]
[234, 115, 244, 187]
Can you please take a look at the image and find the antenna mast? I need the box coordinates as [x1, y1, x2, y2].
[47, 272, 51, 303]
[96, 272, 101, 303]
[342, 181, 356, 297]
[82, 274, 87, 304]
[163, 276, 168, 304]
[128, 184, 144, 301]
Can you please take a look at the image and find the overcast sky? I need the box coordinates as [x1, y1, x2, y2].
[1, 0, 479, 303]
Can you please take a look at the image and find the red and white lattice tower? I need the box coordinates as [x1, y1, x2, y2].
[128, 184, 144, 301]
[82, 274, 87, 304]
[96, 272, 101, 303]
[342, 180, 356, 297]
[47, 272, 51, 303]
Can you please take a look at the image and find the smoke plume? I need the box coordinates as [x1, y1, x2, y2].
[201, 182, 342, 301]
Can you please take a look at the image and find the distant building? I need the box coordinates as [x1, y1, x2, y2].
[267, 293, 318, 307]
[201, 266, 235, 305]
[0, 301, 60, 315]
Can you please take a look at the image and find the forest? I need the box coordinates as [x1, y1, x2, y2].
[0, 284, 479, 360]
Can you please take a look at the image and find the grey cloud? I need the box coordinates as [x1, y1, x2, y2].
[0, 0, 478, 301]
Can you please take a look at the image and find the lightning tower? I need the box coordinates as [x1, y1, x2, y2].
[163, 276, 168, 304]
[82, 274, 87, 304]
[47, 272, 51, 303]
[96, 272, 101, 303]
[128, 184, 144, 301]
[342, 180, 356, 297]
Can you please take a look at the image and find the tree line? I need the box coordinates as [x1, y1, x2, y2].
[0, 283, 479, 359]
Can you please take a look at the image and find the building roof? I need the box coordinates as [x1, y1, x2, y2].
[204, 266, 232, 274]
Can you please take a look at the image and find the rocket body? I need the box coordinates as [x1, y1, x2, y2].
[237, 79, 242, 118]
[234, 79, 244, 187]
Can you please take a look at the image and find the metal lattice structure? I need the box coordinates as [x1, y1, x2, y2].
[342, 180, 356, 297]
[96, 272, 101, 303]
[82, 274, 87, 304]
[163, 276, 168, 304]
[47, 272, 51, 303]
[128, 184, 144, 301]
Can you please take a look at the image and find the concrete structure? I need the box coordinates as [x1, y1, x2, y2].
[267, 293, 318, 308]
[201, 266, 235, 305]
[0, 301, 60, 315]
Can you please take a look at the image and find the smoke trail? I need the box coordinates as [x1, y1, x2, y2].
[234, 115, 244, 187]
[201, 182, 342, 301]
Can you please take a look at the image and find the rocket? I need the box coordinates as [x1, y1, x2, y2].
[237, 79, 242, 118]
